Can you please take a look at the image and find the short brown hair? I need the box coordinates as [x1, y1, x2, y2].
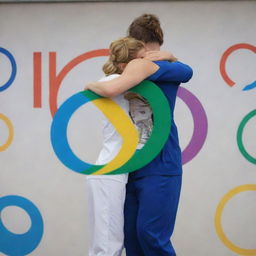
[128, 14, 164, 45]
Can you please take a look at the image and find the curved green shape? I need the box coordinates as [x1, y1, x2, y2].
[51, 80, 171, 175]
[106, 80, 171, 174]
[237, 109, 256, 165]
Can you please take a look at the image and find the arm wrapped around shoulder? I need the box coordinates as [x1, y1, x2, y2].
[177, 62, 193, 83]
[148, 61, 193, 83]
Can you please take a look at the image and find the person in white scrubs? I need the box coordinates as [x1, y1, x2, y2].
[86, 37, 146, 256]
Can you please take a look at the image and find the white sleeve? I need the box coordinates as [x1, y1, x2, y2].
[99, 74, 120, 82]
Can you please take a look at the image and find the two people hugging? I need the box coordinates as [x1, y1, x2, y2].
[85, 13, 193, 256]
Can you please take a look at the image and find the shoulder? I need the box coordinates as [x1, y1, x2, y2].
[152, 60, 191, 72]
[99, 74, 120, 82]
[127, 58, 157, 68]
[126, 59, 159, 75]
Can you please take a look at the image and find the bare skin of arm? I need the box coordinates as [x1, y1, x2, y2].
[86, 59, 159, 97]
[144, 51, 178, 62]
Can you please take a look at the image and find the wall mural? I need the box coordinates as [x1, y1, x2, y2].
[215, 43, 256, 255]
[0, 6, 255, 252]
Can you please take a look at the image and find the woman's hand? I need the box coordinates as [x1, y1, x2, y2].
[144, 51, 178, 62]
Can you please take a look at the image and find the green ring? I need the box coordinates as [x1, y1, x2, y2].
[237, 109, 256, 165]
[102, 80, 171, 175]
[51, 80, 171, 175]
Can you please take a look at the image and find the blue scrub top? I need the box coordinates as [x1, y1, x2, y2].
[129, 61, 193, 179]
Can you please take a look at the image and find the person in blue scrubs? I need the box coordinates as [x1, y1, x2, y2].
[123, 14, 193, 256]
[86, 14, 193, 256]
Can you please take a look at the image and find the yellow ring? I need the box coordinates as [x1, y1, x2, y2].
[215, 184, 256, 255]
[0, 113, 14, 151]
[93, 98, 139, 175]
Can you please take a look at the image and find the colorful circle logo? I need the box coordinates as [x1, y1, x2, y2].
[51, 80, 171, 175]
[48, 49, 207, 167]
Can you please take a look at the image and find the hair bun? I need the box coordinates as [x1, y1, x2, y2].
[102, 60, 118, 75]
[138, 14, 160, 30]
[128, 13, 163, 45]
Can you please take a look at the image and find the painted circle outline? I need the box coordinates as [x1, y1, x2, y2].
[51, 50, 207, 166]
[51, 90, 139, 175]
[219, 43, 256, 87]
[237, 109, 256, 164]
[51, 80, 171, 175]
[0, 113, 14, 151]
[215, 184, 256, 255]
[177, 87, 208, 165]
[0, 47, 17, 92]
[0, 195, 44, 256]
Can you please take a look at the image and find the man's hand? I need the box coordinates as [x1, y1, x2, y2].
[144, 51, 178, 62]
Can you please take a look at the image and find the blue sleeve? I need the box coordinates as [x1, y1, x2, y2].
[147, 61, 193, 83]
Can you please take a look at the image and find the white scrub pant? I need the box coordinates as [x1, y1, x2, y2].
[86, 178, 126, 256]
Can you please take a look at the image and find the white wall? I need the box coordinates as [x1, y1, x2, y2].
[0, 1, 255, 255]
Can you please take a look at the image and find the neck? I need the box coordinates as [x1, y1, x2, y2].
[145, 42, 161, 51]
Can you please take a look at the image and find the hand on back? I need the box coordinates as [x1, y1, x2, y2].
[144, 50, 178, 62]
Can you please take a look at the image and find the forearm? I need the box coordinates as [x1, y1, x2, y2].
[86, 80, 112, 97]
[86, 59, 159, 97]
[173, 62, 193, 83]
[144, 50, 178, 62]
[149, 61, 193, 83]
[87, 76, 146, 97]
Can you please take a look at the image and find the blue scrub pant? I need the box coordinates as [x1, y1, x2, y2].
[124, 175, 182, 256]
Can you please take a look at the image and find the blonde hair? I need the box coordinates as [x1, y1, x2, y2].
[103, 37, 144, 75]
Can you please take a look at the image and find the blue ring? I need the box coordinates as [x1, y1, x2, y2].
[0, 48, 17, 92]
[0, 195, 44, 256]
[51, 92, 104, 173]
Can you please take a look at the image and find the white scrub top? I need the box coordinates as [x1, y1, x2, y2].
[86, 74, 129, 183]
